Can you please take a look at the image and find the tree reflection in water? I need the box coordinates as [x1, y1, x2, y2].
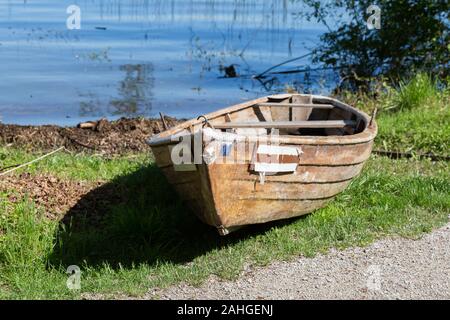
[109, 63, 154, 117]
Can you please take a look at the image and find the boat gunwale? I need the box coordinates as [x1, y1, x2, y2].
[147, 94, 378, 147]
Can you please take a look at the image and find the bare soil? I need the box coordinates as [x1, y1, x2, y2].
[0, 117, 181, 156]
[0, 117, 183, 227]
[0, 172, 99, 220]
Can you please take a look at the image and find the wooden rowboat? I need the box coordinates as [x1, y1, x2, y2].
[148, 94, 378, 235]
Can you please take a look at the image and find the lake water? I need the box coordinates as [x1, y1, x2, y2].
[0, 0, 334, 125]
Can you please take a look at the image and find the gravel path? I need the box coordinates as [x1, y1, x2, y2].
[150, 222, 450, 300]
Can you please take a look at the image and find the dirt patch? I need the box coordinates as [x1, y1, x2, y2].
[0, 117, 182, 156]
[0, 172, 99, 220]
[0, 172, 128, 228]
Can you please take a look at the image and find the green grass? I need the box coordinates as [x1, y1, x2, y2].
[343, 73, 450, 157]
[0, 149, 152, 181]
[388, 73, 440, 112]
[377, 106, 449, 156]
[0, 154, 448, 299]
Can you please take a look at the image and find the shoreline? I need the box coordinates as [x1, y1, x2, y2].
[2, 116, 449, 161]
[0, 117, 182, 156]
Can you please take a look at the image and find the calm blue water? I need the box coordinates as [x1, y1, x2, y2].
[0, 0, 333, 125]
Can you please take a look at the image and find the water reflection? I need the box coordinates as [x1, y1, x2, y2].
[109, 63, 154, 117]
[79, 93, 103, 118]
[93, 0, 291, 26]
[0, 0, 330, 125]
[79, 63, 154, 118]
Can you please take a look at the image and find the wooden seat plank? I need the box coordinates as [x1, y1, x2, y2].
[214, 120, 356, 129]
[257, 103, 334, 109]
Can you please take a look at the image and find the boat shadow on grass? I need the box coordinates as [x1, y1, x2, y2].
[49, 164, 297, 269]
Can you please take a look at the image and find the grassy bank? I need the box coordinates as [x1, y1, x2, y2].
[0, 154, 448, 299]
[0, 73, 449, 299]
[341, 73, 450, 157]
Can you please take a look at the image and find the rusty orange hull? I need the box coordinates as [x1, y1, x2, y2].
[148, 94, 378, 235]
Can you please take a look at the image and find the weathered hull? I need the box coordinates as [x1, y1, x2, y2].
[152, 139, 373, 232]
[149, 94, 378, 234]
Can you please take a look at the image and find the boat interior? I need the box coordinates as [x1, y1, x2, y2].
[149, 94, 373, 148]
[204, 94, 368, 137]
